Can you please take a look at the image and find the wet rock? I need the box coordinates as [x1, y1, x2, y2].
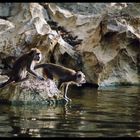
[0, 77, 64, 105]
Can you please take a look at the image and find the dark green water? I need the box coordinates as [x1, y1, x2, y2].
[0, 86, 140, 137]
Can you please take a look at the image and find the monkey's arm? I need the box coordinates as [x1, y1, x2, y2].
[63, 83, 71, 102]
[27, 68, 45, 81]
[58, 80, 63, 89]
[34, 64, 46, 69]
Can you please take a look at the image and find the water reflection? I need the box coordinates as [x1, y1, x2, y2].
[0, 86, 140, 137]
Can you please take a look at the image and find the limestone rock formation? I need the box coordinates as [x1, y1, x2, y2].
[0, 3, 140, 102]
[0, 3, 76, 103]
[45, 3, 140, 86]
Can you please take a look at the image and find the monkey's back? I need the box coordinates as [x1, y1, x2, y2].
[13, 55, 27, 69]
[35, 63, 76, 79]
[12, 54, 30, 78]
[46, 63, 76, 76]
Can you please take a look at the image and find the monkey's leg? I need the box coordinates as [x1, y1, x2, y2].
[58, 80, 63, 89]
[0, 78, 14, 88]
[63, 83, 71, 102]
[45, 71, 54, 87]
[58, 81, 65, 96]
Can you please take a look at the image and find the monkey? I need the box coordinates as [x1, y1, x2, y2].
[34, 63, 86, 101]
[0, 48, 45, 88]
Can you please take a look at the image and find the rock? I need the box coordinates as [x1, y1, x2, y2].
[0, 3, 76, 103]
[46, 3, 140, 87]
[0, 2, 140, 103]
[0, 77, 65, 105]
[0, 3, 20, 18]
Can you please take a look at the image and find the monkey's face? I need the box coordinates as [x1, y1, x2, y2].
[31, 51, 42, 63]
[33, 52, 42, 63]
[75, 71, 86, 86]
[30, 48, 42, 63]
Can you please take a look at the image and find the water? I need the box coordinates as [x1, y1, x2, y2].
[0, 86, 140, 137]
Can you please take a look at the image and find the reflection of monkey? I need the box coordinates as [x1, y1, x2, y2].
[0, 48, 45, 88]
[34, 63, 86, 101]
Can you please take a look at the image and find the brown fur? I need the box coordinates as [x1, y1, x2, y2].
[35, 63, 86, 101]
[0, 48, 44, 88]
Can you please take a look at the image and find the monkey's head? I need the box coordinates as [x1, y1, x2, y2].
[75, 71, 86, 86]
[30, 48, 42, 63]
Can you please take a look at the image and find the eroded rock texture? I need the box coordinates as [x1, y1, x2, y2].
[0, 3, 74, 103]
[0, 3, 139, 102]
[45, 3, 140, 86]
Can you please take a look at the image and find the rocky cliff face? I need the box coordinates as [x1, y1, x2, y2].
[0, 3, 139, 102]
[45, 3, 140, 86]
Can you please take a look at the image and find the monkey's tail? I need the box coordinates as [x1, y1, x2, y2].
[34, 64, 47, 70]
[0, 79, 14, 88]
